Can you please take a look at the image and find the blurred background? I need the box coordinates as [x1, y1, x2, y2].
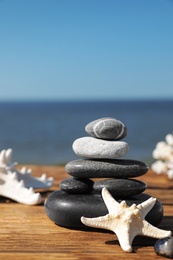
[0, 0, 173, 166]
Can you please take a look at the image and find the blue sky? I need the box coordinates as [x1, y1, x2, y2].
[0, 0, 173, 101]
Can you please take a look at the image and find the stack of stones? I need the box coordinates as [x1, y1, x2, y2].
[44, 117, 163, 229]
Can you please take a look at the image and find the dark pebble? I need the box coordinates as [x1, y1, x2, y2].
[93, 179, 147, 197]
[154, 237, 173, 258]
[44, 191, 163, 229]
[85, 117, 127, 140]
[65, 159, 149, 178]
[60, 177, 94, 194]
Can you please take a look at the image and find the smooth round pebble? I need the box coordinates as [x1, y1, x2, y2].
[85, 117, 127, 140]
[65, 159, 149, 178]
[93, 179, 147, 197]
[60, 177, 93, 194]
[154, 236, 173, 258]
[44, 191, 163, 229]
[72, 137, 128, 159]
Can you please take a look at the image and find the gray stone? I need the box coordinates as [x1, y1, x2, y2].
[44, 191, 163, 229]
[85, 117, 127, 140]
[154, 237, 173, 258]
[72, 137, 128, 159]
[65, 159, 149, 178]
[60, 177, 93, 194]
[93, 179, 147, 197]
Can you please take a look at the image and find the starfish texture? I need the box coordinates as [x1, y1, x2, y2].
[81, 187, 172, 252]
[0, 148, 54, 205]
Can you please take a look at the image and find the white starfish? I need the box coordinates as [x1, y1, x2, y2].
[81, 188, 172, 253]
[0, 148, 54, 205]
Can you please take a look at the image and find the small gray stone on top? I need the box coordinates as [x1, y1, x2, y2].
[85, 117, 127, 140]
[72, 137, 128, 159]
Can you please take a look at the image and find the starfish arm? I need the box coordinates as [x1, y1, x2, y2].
[101, 187, 120, 214]
[138, 197, 156, 218]
[115, 229, 136, 253]
[81, 214, 113, 231]
[142, 220, 172, 239]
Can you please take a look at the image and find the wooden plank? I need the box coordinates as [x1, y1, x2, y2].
[0, 166, 172, 259]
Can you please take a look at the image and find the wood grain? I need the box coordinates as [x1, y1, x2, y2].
[0, 166, 172, 260]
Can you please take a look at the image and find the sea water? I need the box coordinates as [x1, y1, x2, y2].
[0, 99, 172, 165]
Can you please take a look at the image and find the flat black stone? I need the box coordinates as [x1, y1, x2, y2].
[65, 159, 149, 178]
[44, 190, 163, 229]
[60, 177, 94, 194]
[93, 179, 147, 197]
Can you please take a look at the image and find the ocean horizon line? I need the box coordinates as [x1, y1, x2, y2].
[0, 97, 173, 104]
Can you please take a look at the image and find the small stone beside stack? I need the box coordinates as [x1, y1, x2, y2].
[44, 117, 164, 229]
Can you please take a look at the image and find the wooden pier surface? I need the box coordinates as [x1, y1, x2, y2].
[0, 165, 172, 260]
